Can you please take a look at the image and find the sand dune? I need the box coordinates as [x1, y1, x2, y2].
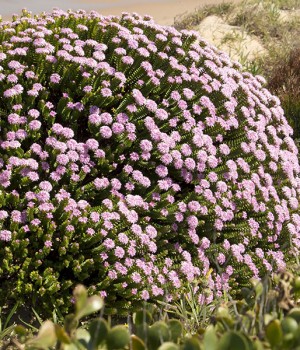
[1, 0, 241, 25]
[93, 0, 241, 25]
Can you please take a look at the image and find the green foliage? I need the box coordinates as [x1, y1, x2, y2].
[3, 285, 200, 350]
[157, 280, 213, 335]
[1, 272, 300, 349]
[0, 302, 19, 348]
[106, 326, 130, 350]
[6, 285, 104, 349]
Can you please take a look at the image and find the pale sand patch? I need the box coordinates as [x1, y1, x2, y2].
[195, 15, 266, 62]
[91, 0, 242, 25]
[1, 0, 242, 25]
[278, 9, 300, 22]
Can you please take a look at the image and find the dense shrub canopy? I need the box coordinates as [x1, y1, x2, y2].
[0, 9, 299, 314]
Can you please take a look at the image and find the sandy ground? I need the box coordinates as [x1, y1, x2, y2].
[1, 0, 241, 25]
[93, 0, 242, 25]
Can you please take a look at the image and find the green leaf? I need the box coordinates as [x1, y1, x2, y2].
[168, 320, 183, 343]
[32, 307, 44, 326]
[75, 296, 104, 320]
[0, 324, 16, 341]
[253, 339, 264, 350]
[218, 331, 250, 350]
[3, 301, 19, 330]
[64, 314, 79, 334]
[88, 319, 109, 349]
[216, 307, 234, 328]
[282, 332, 295, 349]
[266, 320, 283, 348]
[135, 323, 150, 342]
[182, 337, 202, 350]
[281, 317, 298, 334]
[64, 343, 82, 350]
[55, 324, 71, 344]
[74, 284, 88, 315]
[158, 341, 179, 350]
[148, 321, 170, 350]
[76, 328, 91, 346]
[250, 278, 264, 299]
[106, 325, 130, 350]
[134, 310, 153, 326]
[131, 335, 146, 350]
[14, 325, 27, 337]
[26, 320, 57, 349]
[203, 325, 218, 350]
[288, 308, 300, 323]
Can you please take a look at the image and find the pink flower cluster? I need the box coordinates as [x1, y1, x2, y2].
[0, 8, 299, 312]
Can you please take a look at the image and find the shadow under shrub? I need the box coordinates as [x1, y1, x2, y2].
[0, 8, 299, 318]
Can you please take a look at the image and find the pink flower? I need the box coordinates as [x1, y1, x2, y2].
[217, 253, 226, 265]
[155, 165, 168, 178]
[114, 246, 125, 258]
[187, 215, 198, 228]
[141, 290, 150, 300]
[50, 73, 61, 83]
[100, 126, 112, 139]
[44, 240, 52, 247]
[29, 120, 41, 130]
[101, 88, 112, 97]
[0, 230, 11, 241]
[140, 139, 153, 152]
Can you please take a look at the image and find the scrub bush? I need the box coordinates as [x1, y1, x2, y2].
[0, 8, 299, 315]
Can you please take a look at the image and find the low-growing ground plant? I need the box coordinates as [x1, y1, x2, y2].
[0, 8, 299, 318]
[2, 274, 300, 350]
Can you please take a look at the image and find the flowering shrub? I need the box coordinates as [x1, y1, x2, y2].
[0, 8, 300, 314]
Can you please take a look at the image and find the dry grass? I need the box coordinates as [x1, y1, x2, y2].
[229, 0, 300, 43]
[265, 46, 300, 139]
[174, 2, 234, 30]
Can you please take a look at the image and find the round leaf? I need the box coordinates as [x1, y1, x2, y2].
[266, 320, 283, 348]
[131, 335, 146, 350]
[204, 325, 218, 350]
[218, 331, 250, 350]
[288, 308, 300, 323]
[75, 295, 104, 320]
[168, 320, 183, 343]
[281, 317, 298, 335]
[26, 320, 57, 349]
[182, 337, 202, 350]
[158, 341, 179, 350]
[88, 318, 109, 348]
[106, 325, 130, 350]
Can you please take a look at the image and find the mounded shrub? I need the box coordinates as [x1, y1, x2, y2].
[0, 8, 299, 315]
